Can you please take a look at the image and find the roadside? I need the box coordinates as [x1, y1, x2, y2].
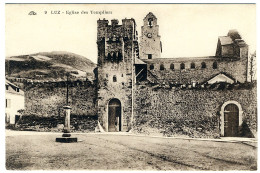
[5, 129, 257, 145]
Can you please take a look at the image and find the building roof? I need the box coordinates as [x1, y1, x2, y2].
[205, 73, 235, 84]
[235, 39, 247, 47]
[142, 56, 219, 63]
[6, 79, 19, 88]
[135, 57, 147, 65]
[144, 12, 157, 20]
[218, 36, 233, 45]
[5, 79, 24, 95]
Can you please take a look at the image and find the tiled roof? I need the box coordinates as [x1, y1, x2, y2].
[205, 73, 235, 84]
[142, 56, 217, 63]
[5, 79, 24, 95]
[135, 57, 147, 65]
[219, 36, 233, 45]
[235, 39, 247, 47]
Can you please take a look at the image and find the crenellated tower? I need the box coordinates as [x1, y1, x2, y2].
[96, 18, 138, 132]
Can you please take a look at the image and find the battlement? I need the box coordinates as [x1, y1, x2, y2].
[97, 18, 136, 28]
[97, 18, 109, 27]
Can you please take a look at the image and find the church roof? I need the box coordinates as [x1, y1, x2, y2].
[218, 36, 233, 45]
[234, 39, 247, 47]
[142, 56, 218, 63]
[144, 12, 157, 20]
[205, 73, 235, 84]
[135, 57, 147, 65]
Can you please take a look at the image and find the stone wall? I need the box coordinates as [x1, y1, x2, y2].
[24, 80, 97, 117]
[133, 83, 257, 138]
[13, 115, 97, 132]
[143, 56, 248, 84]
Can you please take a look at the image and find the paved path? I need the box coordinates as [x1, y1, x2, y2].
[6, 131, 257, 170]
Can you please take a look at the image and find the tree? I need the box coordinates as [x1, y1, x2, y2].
[249, 51, 256, 82]
[15, 109, 25, 126]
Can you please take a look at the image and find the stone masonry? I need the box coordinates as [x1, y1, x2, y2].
[16, 12, 256, 138]
[96, 12, 256, 137]
[96, 18, 138, 132]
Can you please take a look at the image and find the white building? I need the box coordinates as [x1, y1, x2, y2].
[5, 80, 25, 125]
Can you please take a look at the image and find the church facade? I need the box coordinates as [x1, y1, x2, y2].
[96, 13, 256, 138]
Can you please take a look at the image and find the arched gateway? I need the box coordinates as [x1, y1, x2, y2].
[108, 99, 122, 132]
[220, 101, 243, 137]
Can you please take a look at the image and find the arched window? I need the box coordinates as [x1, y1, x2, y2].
[113, 75, 117, 82]
[160, 64, 164, 70]
[150, 64, 154, 70]
[201, 62, 206, 69]
[213, 61, 218, 69]
[148, 18, 153, 27]
[191, 62, 195, 69]
[180, 63, 185, 70]
[170, 63, 174, 70]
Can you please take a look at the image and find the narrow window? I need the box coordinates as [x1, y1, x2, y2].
[150, 64, 154, 70]
[17, 88, 19, 92]
[170, 63, 174, 70]
[201, 62, 206, 69]
[148, 54, 152, 59]
[213, 62, 218, 69]
[160, 64, 164, 70]
[121, 74, 124, 77]
[113, 75, 117, 82]
[5, 113, 10, 123]
[6, 85, 8, 90]
[180, 63, 185, 70]
[6, 99, 11, 108]
[106, 74, 108, 78]
[191, 62, 195, 69]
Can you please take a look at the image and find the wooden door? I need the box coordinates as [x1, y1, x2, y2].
[108, 99, 121, 132]
[224, 104, 239, 137]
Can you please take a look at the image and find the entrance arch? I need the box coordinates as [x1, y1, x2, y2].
[220, 101, 243, 137]
[108, 98, 122, 132]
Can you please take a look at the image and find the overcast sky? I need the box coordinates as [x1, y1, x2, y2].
[5, 4, 256, 63]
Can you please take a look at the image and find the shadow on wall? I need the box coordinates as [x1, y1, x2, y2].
[240, 121, 255, 138]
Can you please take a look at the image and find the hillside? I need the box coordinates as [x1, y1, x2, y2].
[5, 51, 96, 81]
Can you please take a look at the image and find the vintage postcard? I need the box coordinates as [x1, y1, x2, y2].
[4, 3, 257, 171]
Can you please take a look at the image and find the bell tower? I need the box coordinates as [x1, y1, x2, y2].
[139, 12, 162, 59]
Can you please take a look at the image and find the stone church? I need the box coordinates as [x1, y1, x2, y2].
[96, 12, 256, 138]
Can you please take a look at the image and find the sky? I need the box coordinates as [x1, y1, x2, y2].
[5, 4, 256, 63]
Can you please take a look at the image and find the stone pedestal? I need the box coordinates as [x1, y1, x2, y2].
[63, 106, 71, 133]
[56, 106, 78, 143]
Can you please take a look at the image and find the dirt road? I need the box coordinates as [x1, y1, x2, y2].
[6, 132, 257, 170]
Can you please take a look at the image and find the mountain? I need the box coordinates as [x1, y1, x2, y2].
[5, 51, 96, 81]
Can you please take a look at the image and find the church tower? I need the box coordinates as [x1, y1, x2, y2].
[139, 12, 162, 59]
[96, 18, 138, 132]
